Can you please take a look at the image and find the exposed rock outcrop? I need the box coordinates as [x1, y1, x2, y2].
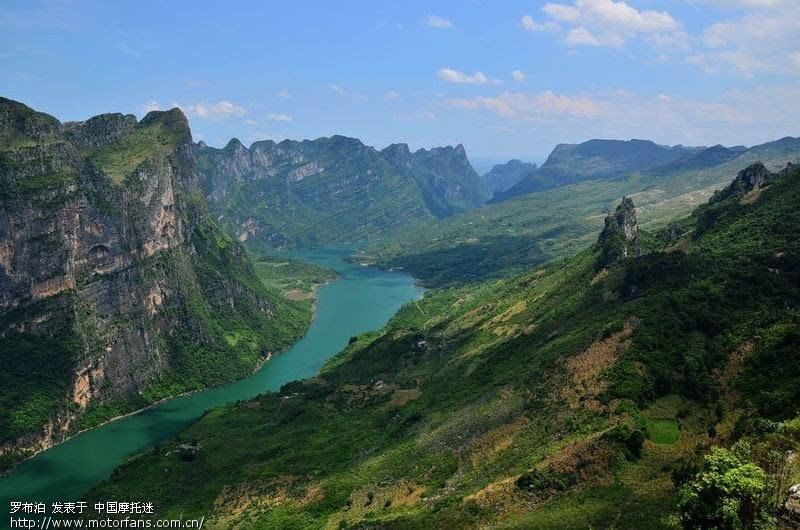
[709, 162, 775, 205]
[194, 136, 488, 248]
[0, 97, 290, 465]
[596, 196, 640, 268]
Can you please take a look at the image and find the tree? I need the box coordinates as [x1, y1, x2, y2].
[678, 443, 776, 529]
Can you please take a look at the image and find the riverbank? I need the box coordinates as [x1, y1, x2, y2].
[1, 259, 339, 476]
[0, 249, 422, 525]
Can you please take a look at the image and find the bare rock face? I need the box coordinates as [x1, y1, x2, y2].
[596, 196, 640, 268]
[193, 135, 489, 248]
[0, 98, 283, 464]
[736, 162, 771, 191]
[709, 162, 775, 205]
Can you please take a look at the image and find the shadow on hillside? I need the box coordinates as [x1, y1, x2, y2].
[386, 234, 551, 288]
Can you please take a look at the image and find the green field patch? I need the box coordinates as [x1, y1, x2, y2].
[646, 418, 679, 445]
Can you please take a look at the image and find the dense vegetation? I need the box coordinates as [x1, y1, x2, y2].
[0, 99, 335, 467]
[194, 138, 488, 249]
[253, 254, 338, 299]
[363, 137, 800, 287]
[88, 164, 800, 527]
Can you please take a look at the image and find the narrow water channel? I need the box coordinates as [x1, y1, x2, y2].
[0, 248, 422, 523]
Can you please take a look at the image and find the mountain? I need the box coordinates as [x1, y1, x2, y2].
[492, 139, 700, 202]
[492, 140, 701, 202]
[482, 159, 537, 195]
[381, 143, 488, 216]
[648, 144, 747, 175]
[0, 98, 308, 469]
[194, 137, 488, 249]
[89, 163, 800, 528]
[363, 135, 800, 287]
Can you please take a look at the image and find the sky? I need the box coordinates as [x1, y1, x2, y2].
[1, 0, 799, 162]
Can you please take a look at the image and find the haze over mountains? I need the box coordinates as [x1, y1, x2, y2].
[364, 136, 800, 286]
[490, 137, 800, 204]
[482, 159, 538, 195]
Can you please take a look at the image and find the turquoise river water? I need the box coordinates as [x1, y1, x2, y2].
[0, 248, 422, 526]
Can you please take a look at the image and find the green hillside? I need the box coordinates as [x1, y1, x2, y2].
[0, 98, 326, 468]
[86, 163, 800, 528]
[194, 137, 488, 250]
[363, 139, 800, 287]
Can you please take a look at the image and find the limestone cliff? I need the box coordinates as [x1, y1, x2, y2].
[194, 136, 488, 248]
[0, 98, 300, 467]
[596, 196, 640, 268]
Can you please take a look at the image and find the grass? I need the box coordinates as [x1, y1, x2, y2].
[83, 121, 184, 184]
[85, 164, 800, 528]
[363, 145, 800, 287]
[252, 254, 338, 298]
[646, 419, 680, 445]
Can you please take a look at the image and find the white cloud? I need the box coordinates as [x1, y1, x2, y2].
[446, 85, 800, 147]
[425, 15, 453, 29]
[523, 0, 795, 76]
[179, 100, 247, 120]
[542, 3, 580, 22]
[566, 26, 624, 46]
[329, 84, 347, 95]
[689, 3, 800, 77]
[448, 91, 601, 119]
[520, 14, 559, 32]
[277, 89, 292, 99]
[141, 100, 160, 113]
[538, 0, 682, 48]
[438, 67, 500, 85]
[384, 90, 401, 100]
[702, 0, 786, 7]
[512, 70, 526, 82]
[267, 113, 293, 122]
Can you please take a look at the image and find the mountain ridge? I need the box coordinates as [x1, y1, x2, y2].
[194, 134, 489, 249]
[492, 139, 704, 202]
[0, 97, 308, 469]
[88, 162, 800, 528]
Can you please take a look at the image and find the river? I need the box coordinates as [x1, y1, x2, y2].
[0, 248, 422, 525]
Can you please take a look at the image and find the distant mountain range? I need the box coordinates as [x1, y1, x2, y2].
[491, 139, 702, 202]
[365, 135, 800, 286]
[490, 137, 800, 203]
[194, 137, 489, 249]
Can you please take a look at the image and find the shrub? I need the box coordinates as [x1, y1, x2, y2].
[677, 444, 775, 529]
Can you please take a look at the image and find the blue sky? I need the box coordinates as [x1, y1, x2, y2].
[1, 0, 798, 161]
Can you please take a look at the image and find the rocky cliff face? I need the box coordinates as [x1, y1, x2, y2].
[194, 136, 488, 248]
[0, 98, 296, 466]
[482, 159, 537, 195]
[596, 196, 640, 268]
[706, 162, 775, 207]
[381, 143, 489, 216]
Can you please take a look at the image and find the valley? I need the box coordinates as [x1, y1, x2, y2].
[4, 2, 800, 527]
[2, 96, 799, 530]
[83, 163, 800, 528]
[0, 248, 421, 524]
